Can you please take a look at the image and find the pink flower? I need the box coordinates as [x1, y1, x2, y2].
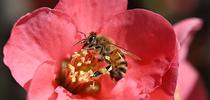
[3, 0, 178, 99]
[174, 18, 208, 100]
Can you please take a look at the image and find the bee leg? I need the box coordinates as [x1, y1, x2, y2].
[84, 47, 95, 51]
[105, 65, 112, 72]
[95, 44, 104, 54]
[91, 71, 103, 77]
[92, 65, 112, 77]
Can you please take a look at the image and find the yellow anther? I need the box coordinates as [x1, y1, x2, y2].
[71, 77, 76, 82]
[77, 62, 82, 67]
[79, 71, 85, 75]
[90, 82, 95, 88]
[85, 81, 100, 93]
[70, 72, 78, 83]
[81, 49, 88, 55]
[87, 70, 94, 77]
[85, 60, 91, 64]
[89, 82, 99, 91]
[87, 70, 93, 74]
[78, 71, 89, 82]
[72, 52, 80, 58]
[68, 64, 75, 73]
[80, 57, 85, 63]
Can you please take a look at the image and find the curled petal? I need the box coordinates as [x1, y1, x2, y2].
[3, 7, 77, 88]
[173, 18, 203, 61]
[174, 18, 207, 100]
[27, 61, 56, 100]
[100, 9, 177, 99]
[55, 0, 127, 33]
[55, 86, 73, 100]
[174, 18, 202, 44]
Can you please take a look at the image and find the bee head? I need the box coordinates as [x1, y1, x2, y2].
[86, 32, 97, 45]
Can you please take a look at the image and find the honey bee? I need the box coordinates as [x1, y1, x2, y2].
[75, 32, 141, 81]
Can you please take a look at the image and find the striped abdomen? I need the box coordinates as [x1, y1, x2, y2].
[108, 48, 128, 81]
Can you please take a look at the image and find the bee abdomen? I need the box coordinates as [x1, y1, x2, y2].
[117, 66, 127, 73]
[116, 61, 127, 71]
[110, 64, 127, 81]
[110, 69, 123, 81]
[116, 61, 128, 66]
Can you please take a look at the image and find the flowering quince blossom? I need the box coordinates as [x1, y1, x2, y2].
[3, 0, 178, 100]
[174, 18, 208, 100]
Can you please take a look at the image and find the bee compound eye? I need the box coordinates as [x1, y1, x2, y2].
[89, 36, 96, 43]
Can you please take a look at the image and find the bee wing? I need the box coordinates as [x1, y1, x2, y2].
[121, 49, 142, 61]
[109, 43, 142, 61]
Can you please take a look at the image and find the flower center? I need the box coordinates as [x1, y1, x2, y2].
[57, 49, 106, 95]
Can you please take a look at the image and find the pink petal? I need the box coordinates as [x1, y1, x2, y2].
[100, 9, 176, 63]
[174, 17, 203, 81]
[54, 86, 73, 100]
[111, 78, 147, 100]
[178, 62, 198, 100]
[150, 88, 174, 100]
[186, 78, 208, 100]
[173, 18, 207, 100]
[27, 61, 56, 100]
[100, 9, 177, 98]
[174, 18, 202, 44]
[55, 0, 127, 33]
[3, 7, 77, 88]
[174, 18, 202, 61]
[177, 61, 207, 100]
[150, 57, 178, 100]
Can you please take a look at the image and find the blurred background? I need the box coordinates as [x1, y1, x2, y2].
[0, 0, 209, 100]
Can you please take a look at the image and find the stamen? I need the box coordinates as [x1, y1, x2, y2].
[85, 60, 91, 64]
[68, 64, 75, 73]
[80, 57, 85, 63]
[72, 52, 80, 58]
[78, 71, 89, 82]
[85, 81, 100, 93]
[56, 33, 130, 96]
[81, 49, 88, 55]
[77, 62, 82, 67]
[70, 72, 78, 82]
[57, 49, 105, 95]
[90, 82, 97, 90]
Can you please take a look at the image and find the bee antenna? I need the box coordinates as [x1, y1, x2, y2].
[78, 31, 87, 38]
[73, 39, 86, 47]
